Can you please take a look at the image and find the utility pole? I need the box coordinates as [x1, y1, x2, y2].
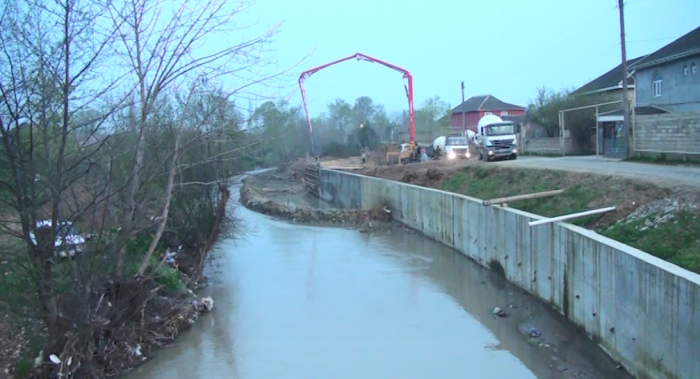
[461, 81, 466, 137]
[618, 0, 631, 159]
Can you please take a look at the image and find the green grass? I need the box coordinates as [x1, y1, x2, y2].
[626, 155, 700, 166]
[442, 166, 602, 226]
[440, 165, 700, 273]
[12, 329, 47, 378]
[125, 234, 186, 292]
[600, 212, 700, 272]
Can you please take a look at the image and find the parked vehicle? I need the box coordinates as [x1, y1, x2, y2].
[432, 134, 473, 160]
[29, 220, 86, 259]
[475, 115, 519, 161]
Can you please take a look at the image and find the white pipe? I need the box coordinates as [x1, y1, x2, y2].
[529, 206, 617, 227]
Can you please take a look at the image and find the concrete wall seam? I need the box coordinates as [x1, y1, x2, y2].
[318, 168, 700, 379]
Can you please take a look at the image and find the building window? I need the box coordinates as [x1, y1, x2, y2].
[693, 63, 697, 74]
[683, 65, 688, 75]
[652, 71, 662, 97]
[484, 111, 493, 115]
[501, 111, 508, 116]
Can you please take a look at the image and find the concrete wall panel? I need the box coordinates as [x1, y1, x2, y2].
[318, 168, 700, 379]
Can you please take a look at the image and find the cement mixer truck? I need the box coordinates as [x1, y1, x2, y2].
[432, 132, 474, 160]
[475, 114, 519, 161]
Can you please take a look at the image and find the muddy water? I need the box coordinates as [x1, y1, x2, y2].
[125, 181, 627, 379]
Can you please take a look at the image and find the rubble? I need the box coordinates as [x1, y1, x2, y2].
[615, 196, 699, 231]
[492, 307, 507, 318]
[240, 184, 365, 224]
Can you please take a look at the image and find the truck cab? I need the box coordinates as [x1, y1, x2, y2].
[432, 134, 473, 160]
[476, 115, 519, 161]
[444, 136, 471, 160]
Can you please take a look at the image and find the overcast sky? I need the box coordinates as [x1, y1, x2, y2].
[245, 0, 700, 116]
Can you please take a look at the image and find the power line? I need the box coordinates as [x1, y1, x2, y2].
[627, 37, 676, 43]
[467, 0, 617, 88]
[559, 43, 622, 90]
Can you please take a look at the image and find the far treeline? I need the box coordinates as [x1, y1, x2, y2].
[257, 87, 617, 164]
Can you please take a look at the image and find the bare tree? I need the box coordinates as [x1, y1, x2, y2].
[107, 0, 281, 278]
[0, 0, 304, 375]
[0, 0, 122, 358]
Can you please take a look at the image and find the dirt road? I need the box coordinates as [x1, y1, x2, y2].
[495, 156, 700, 188]
[315, 153, 700, 189]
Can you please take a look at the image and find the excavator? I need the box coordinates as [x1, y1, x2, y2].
[299, 53, 417, 165]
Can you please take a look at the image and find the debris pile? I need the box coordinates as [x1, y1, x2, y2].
[240, 183, 365, 224]
[23, 280, 216, 379]
[612, 196, 700, 231]
[367, 205, 393, 223]
[492, 307, 508, 318]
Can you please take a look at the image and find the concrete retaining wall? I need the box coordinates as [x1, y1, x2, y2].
[318, 168, 700, 379]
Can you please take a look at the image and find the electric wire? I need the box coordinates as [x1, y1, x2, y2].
[468, 0, 619, 88]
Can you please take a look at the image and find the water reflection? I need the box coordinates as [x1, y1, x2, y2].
[126, 186, 627, 379]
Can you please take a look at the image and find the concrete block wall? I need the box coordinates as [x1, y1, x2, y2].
[318, 168, 700, 379]
[635, 112, 700, 155]
[522, 137, 578, 155]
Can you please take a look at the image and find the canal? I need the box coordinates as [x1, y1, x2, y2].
[126, 179, 627, 379]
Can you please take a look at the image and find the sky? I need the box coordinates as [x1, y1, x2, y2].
[238, 0, 700, 116]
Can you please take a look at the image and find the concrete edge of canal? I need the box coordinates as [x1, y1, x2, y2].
[316, 167, 700, 379]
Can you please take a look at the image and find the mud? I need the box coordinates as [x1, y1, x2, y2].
[240, 177, 398, 231]
[240, 183, 362, 224]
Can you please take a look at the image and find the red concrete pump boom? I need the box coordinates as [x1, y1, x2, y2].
[298, 52, 415, 156]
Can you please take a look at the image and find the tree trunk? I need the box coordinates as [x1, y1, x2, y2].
[191, 185, 230, 281]
[137, 134, 180, 276]
[33, 248, 68, 357]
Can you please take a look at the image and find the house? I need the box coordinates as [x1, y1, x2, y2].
[632, 25, 700, 113]
[588, 25, 700, 157]
[572, 55, 648, 104]
[573, 55, 670, 157]
[572, 26, 700, 157]
[442, 94, 526, 134]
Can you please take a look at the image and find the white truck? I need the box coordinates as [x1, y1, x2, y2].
[475, 114, 519, 161]
[29, 220, 86, 259]
[432, 133, 474, 160]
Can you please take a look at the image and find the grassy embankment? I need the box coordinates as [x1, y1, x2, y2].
[441, 166, 700, 273]
[625, 155, 700, 167]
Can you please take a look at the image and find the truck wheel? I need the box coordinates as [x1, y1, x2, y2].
[478, 151, 483, 161]
[510, 154, 517, 160]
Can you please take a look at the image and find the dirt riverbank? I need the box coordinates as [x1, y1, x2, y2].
[1, 241, 218, 379]
[239, 172, 397, 230]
